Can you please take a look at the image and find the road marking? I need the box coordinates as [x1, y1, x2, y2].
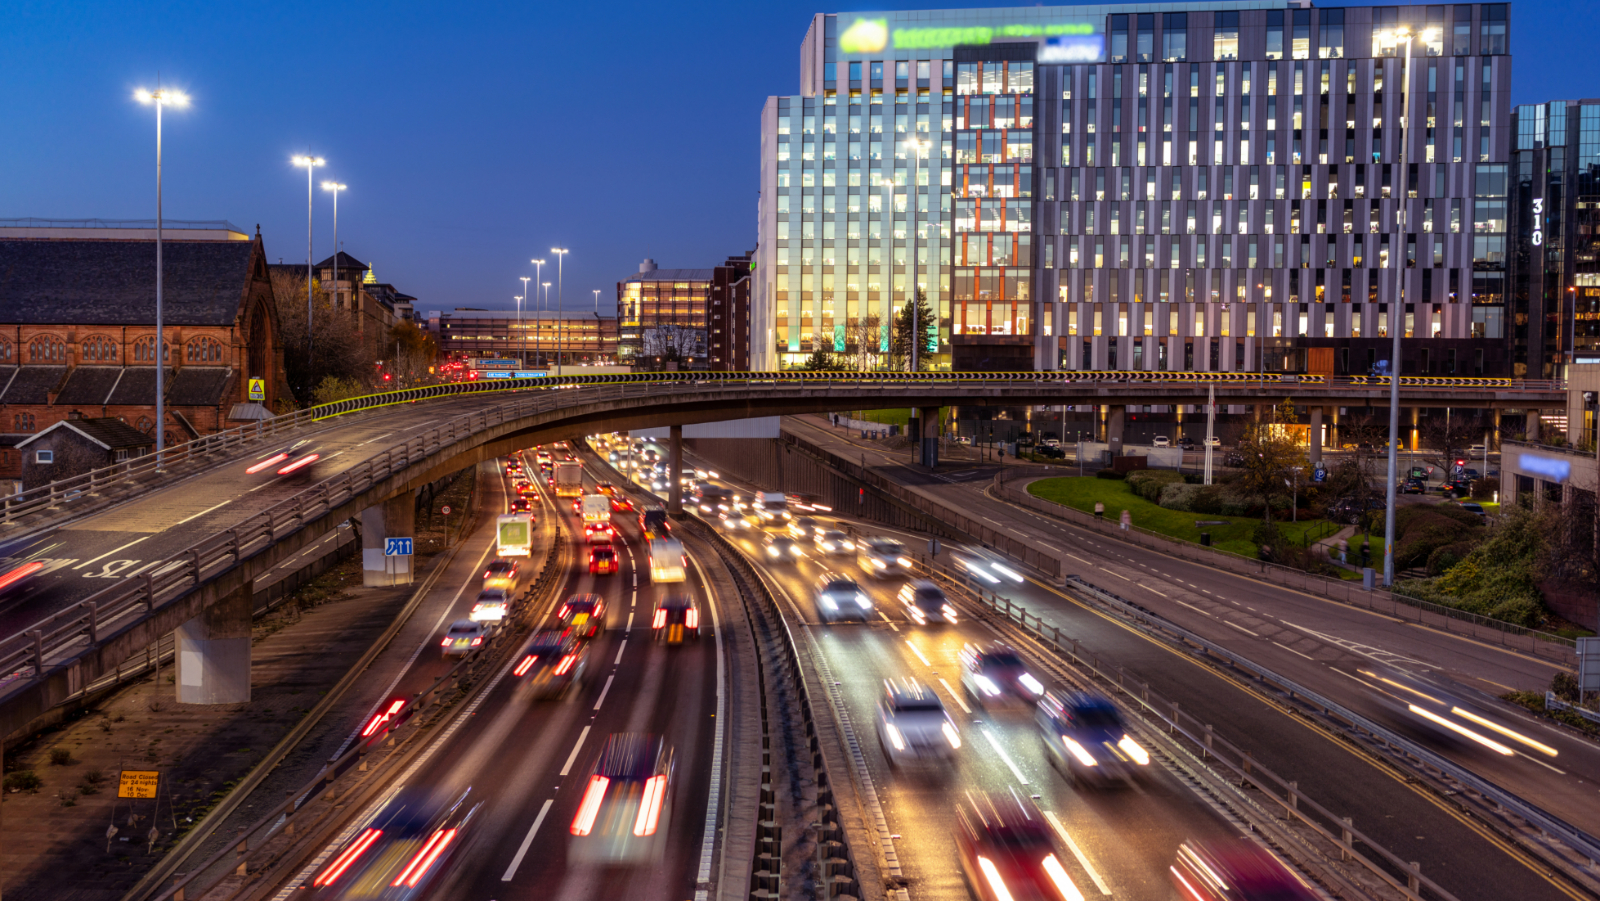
[174, 501, 229, 525]
[559, 725, 591, 776]
[1100, 568, 1132, 581]
[1518, 750, 1567, 774]
[1173, 599, 1212, 616]
[981, 727, 1028, 784]
[905, 639, 932, 667]
[1042, 810, 1112, 896]
[614, 640, 627, 665]
[594, 674, 616, 710]
[501, 799, 554, 881]
[1142, 585, 1170, 598]
[1224, 620, 1260, 637]
[938, 677, 972, 714]
[625, 611, 634, 632]
[1065, 553, 1093, 566]
[1272, 641, 1317, 661]
[71, 537, 149, 571]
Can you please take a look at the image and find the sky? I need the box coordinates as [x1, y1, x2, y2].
[1, 1, 1593, 319]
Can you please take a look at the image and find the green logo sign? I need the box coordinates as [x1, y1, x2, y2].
[839, 17, 888, 54]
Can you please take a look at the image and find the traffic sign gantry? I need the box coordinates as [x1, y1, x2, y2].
[384, 537, 413, 556]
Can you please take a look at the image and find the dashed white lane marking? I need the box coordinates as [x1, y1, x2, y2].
[1065, 553, 1093, 566]
[625, 611, 634, 632]
[1273, 641, 1317, 661]
[559, 725, 591, 776]
[980, 726, 1029, 784]
[614, 640, 627, 665]
[1142, 585, 1170, 598]
[1043, 810, 1113, 895]
[905, 639, 932, 667]
[1224, 620, 1260, 637]
[175, 501, 229, 525]
[593, 674, 616, 710]
[1101, 568, 1132, 581]
[1173, 598, 1212, 616]
[938, 677, 972, 714]
[501, 798, 554, 881]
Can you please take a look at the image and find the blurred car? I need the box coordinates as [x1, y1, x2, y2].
[1467, 443, 1489, 456]
[482, 560, 519, 591]
[440, 620, 487, 658]
[719, 508, 759, 530]
[1177, 436, 1196, 450]
[595, 481, 616, 497]
[508, 498, 534, 514]
[569, 733, 674, 864]
[764, 534, 804, 562]
[858, 537, 911, 578]
[610, 496, 635, 513]
[1223, 451, 1245, 466]
[308, 788, 481, 898]
[1152, 436, 1171, 448]
[1035, 690, 1149, 786]
[958, 642, 1044, 709]
[877, 679, 960, 765]
[651, 594, 700, 644]
[955, 792, 1084, 901]
[469, 589, 510, 624]
[1169, 839, 1318, 901]
[558, 594, 608, 639]
[814, 530, 854, 556]
[1034, 445, 1066, 459]
[588, 546, 619, 575]
[1204, 436, 1222, 448]
[1401, 478, 1426, 495]
[585, 521, 616, 544]
[1458, 501, 1486, 517]
[815, 573, 873, 623]
[898, 580, 956, 625]
[788, 516, 820, 541]
[513, 629, 589, 699]
[514, 480, 534, 496]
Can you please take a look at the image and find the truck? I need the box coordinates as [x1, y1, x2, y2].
[755, 491, 790, 523]
[639, 505, 668, 536]
[648, 536, 686, 583]
[554, 461, 584, 497]
[579, 494, 611, 524]
[496, 513, 534, 557]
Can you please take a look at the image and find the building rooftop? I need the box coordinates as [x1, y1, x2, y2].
[0, 219, 248, 242]
[0, 238, 259, 326]
[18, 416, 155, 450]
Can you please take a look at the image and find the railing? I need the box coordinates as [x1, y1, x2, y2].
[1546, 693, 1600, 728]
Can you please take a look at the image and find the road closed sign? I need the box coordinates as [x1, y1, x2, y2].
[118, 770, 160, 799]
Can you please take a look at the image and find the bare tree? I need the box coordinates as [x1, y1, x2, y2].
[640, 324, 703, 369]
[845, 314, 884, 372]
[1420, 410, 1485, 472]
[271, 270, 369, 405]
[386, 320, 438, 387]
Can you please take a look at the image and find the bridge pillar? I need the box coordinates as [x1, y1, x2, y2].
[917, 406, 940, 468]
[175, 581, 252, 705]
[668, 424, 684, 516]
[362, 492, 416, 587]
[1526, 409, 1542, 442]
[1107, 406, 1126, 456]
[1308, 407, 1324, 467]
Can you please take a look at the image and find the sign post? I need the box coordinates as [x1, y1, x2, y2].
[441, 505, 452, 546]
[384, 537, 413, 585]
[118, 770, 160, 799]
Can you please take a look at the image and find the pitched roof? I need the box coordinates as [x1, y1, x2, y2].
[18, 417, 154, 450]
[0, 239, 257, 326]
[314, 251, 368, 272]
[0, 366, 67, 404]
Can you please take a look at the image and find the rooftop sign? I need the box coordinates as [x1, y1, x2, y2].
[836, 11, 1102, 60]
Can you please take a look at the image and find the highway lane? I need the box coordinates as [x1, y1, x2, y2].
[273, 447, 721, 901]
[675, 441, 1578, 901]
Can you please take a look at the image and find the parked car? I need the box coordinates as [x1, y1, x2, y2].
[1034, 445, 1066, 459]
[1204, 437, 1222, 448]
[1467, 443, 1489, 456]
[1458, 501, 1487, 517]
[1401, 478, 1426, 494]
[1151, 436, 1171, 448]
[1177, 437, 1196, 450]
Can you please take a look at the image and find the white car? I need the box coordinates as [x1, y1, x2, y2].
[1467, 444, 1489, 456]
[1152, 436, 1171, 448]
[857, 538, 910, 578]
[815, 530, 854, 556]
[470, 589, 510, 624]
[764, 535, 804, 562]
[877, 679, 960, 765]
[815, 573, 873, 622]
[1203, 437, 1222, 448]
[441, 620, 487, 658]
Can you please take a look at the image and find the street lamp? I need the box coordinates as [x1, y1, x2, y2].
[905, 138, 930, 372]
[551, 248, 569, 374]
[134, 85, 189, 465]
[514, 295, 524, 364]
[1378, 26, 1439, 587]
[321, 181, 346, 311]
[519, 276, 531, 365]
[592, 289, 601, 364]
[542, 282, 552, 369]
[530, 259, 545, 370]
[292, 155, 326, 365]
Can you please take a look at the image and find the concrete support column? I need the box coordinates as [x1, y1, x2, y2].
[1526, 410, 1542, 442]
[918, 406, 940, 468]
[362, 492, 416, 587]
[668, 424, 684, 516]
[1308, 407, 1324, 467]
[176, 581, 252, 705]
[1107, 405, 1126, 456]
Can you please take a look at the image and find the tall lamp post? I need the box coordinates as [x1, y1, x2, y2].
[321, 181, 346, 309]
[513, 295, 524, 364]
[551, 248, 569, 374]
[134, 85, 189, 466]
[530, 259, 545, 369]
[292, 155, 326, 366]
[542, 281, 552, 369]
[592, 289, 601, 364]
[905, 138, 930, 372]
[519, 276, 531, 365]
[1380, 27, 1437, 587]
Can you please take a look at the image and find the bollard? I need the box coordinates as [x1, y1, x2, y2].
[1407, 862, 1421, 892]
[1287, 781, 1299, 811]
[1340, 818, 1353, 861]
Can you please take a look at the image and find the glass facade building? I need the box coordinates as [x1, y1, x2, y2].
[757, 2, 1514, 377]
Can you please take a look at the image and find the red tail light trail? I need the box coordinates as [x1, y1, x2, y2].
[246, 452, 289, 474]
[570, 776, 609, 835]
[314, 828, 382, 887]
[276, 453, 320, 475]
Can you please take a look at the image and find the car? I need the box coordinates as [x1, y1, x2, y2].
[1036, 690, 1150, 786]
[307, 788, 481, 898]
[1458, 501, 1486, 517]
[508, 498, 534, 514]
[1041, 438, 1061, 448]
[720, 508, 759, 530]
[513, 629, 589, 699]
[440, 619, 487, 658]
[585, 521, 616, 544]
[958, 642, 1044, 708]
[651, 595, 700, 644]
[1177, 436, 1196, 450]
[898, 580, 956, 625]
[1460, 467, 1481, 480]
[558, 594, 607, 638]
[470, 589, 510, 624]
[1204, 436, 1222, 448]
[588, 546, 619, 575]
[877, 679, 960, 765]
[1223, 451, 1245, 466]
[595, 481, 616, 497]
[483, 559, 519, 591]
[513, 480, 533, 496]
[1169, 839, 1318, 901]
[814, 529, 854, 556]
[1152, 436, 1171, 448]
[1401, 478, 1426, 494]
[569, 733, 674, 864]
[764, 534, 804, 562]
[1034, 445, 1066, 459]
[857, 537, 911, 578]
[1467, 443, 1489, 456]
[954, 793, 1083, 901]
[610, 496, 635, 513]
[788, 516, 821, 541]
[815, 573, 873, 623]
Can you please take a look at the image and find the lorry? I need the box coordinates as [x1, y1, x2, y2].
[755, 491, 790, 523]
[554, 461, 584, 497]
[639, 505, 668, 536]
[648, 536, 686, 583]
[496, 513, 534, 557]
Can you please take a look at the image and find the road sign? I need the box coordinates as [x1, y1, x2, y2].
[248, 378, 265, 401]
[1580, 638, 1600, 693]
[384, 537, 413, 557]
[118, 770, 159, 799]
[440, 505, 452, 516]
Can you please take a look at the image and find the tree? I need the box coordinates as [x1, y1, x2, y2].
[386, 320, 438, 387]
[1234, 424, 1308, 524]
[844, 314, 884, 372]
[641, 324, 703, 368]
[889, 290, 937, 372]
[1420, 410, 1486, 473]
[271, 269, 368, 406]
[800, 349, 842, 372]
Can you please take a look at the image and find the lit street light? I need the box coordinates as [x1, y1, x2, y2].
[292, 155, 326, 365]
[592, 288, 601, 364]
[530, 259, 545, 369]
[321, 181, 346, 310]
[551, 248, 569, 375]
[519, 276, 531, 365]
[541, 281, 552, 369]
[134, 85, 189, 465]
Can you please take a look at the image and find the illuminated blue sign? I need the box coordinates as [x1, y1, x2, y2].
[1518, 452, 1571, 483]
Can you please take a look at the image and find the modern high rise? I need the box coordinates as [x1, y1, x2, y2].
[756, 2, 1514, 379]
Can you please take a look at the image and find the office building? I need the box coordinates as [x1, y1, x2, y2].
[618, 255, 755, 370]
[756, 2, 1514, 379]
[428, 309, 618, 366]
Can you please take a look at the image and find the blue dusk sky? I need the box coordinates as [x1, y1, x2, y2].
[0, 1, 1590, 317]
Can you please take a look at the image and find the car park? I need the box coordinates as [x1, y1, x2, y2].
[1036, 690, 1149, 786]
[877, 679, 960, 765]
[569, 733, 674, 864]
[814, 573, 873, 623]
[558, 594, 607, 638]
[814, 529, 854, 556]
[651, 595, 700, 644]
[857, 537, 910, 578]
[440, 620, 487, 658]
[513, 629, 588, 699]
[957, 642, 1044, 708]
[898, 580, 956, 625]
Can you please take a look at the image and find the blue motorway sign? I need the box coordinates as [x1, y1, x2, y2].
[385, 537, 413, 557]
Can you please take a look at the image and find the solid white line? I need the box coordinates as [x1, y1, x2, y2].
[593, 674, 616, 710]
[1224, 620, 1260, 637]
[981, 727, 1028, 784]
[72, 537, 150, 570]
[174, 501, 229, 525]
[905, 639, 932, 667]
[559, 725, 592, 776]
[938, 677, 972, 714]
[1042, 810, 1112, 896]
[1272, 641, 1317, 661]
[501, 799, 554, 881]
[614, 640, 627, 665]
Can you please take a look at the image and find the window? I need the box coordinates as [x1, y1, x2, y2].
[1162, 13, 1187, 61]
[1452, 4, 1472, 55]
[35, 450, 53, 464]
[1319, 9, 1344, 58]
[1265, 11, 1284, 60]
[133, 336, 168, 363]
[28, 335, 66, 364]
[1214, 12, 1239, 61]
[1291, 9, 1311, 59]
[82, 335, 117, 362]
[1480, 4, 1507, 55]
[0, 340, 10, 363]
[1109, 15, 1128, 63]
[13, 413, 34, 431]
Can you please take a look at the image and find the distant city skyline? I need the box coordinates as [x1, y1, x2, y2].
[1, 1, 1587, 316]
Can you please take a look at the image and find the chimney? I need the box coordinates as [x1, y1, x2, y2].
[67, 410, 82, 421]
[640, 259, 657, 273]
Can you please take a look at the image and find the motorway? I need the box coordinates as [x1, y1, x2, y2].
[652, 430, 1581, 901]
[259, 446, 721, 901]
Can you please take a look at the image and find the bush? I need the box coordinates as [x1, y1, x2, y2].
[1553, 671, 1582, 702]
[1095, 469, 1125, 480]
[1425, 541, 1473, 576]
[48, 748, 74, 767]
[1127, 470, 1183, 502]
[1157, 482, 1205, 511]
[4, 770, 42, 793]
[1472, 476, 1500, 501]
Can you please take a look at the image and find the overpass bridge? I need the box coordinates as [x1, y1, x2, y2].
[0, 371, 1564, 738]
